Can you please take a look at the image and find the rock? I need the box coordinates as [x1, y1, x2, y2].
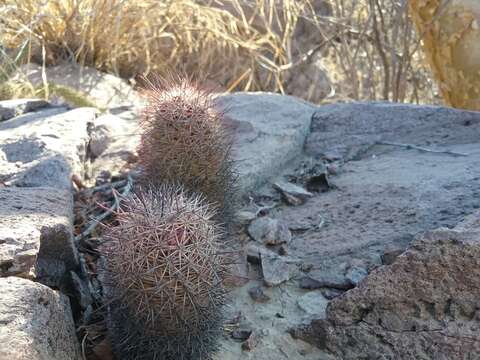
[299, 273, 353, 291]
[246, 242, 277, 265]
[241, 331, 259, 351]
[88, 111, 140, 178]
[248, 286, 270, 303]
[306, 102, 480, 159]
[248, 217, 292, 245]
[0, 99, 50, 121]
[225, 254, 250, 287]
[0, 187, 78, 285]
[381, 244, 405, 265]
[278, 102, 480, 293]
[217, 93, 316, 193]
[0, 277, 81, 360]
[231, 328, 253, 341]
[345, 266, 368, 286]
[69, 271, 93, 310]
[17, 63, 143, 109]
[273, 180, 313, 205]
[0, 107, 96, 189]
[306, 212, 480, 359]
[235, 210, 257, 225]
[297, 291, 329, 318]
[320, 288, 345, 300]
[261, 254, 291, 287]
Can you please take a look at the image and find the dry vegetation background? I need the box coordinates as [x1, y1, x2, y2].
[0, 0, 439, 105]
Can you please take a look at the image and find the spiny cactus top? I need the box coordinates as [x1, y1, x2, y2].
[102, 185, 229, 359]
[137, 77, 236, 224]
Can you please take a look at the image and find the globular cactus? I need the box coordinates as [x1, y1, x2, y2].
[102, 185, 229, 360]
[137, 76, 236, 224]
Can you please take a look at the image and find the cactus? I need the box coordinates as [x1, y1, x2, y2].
[102, 185, 229, 360]
[137, 76, 236, 224]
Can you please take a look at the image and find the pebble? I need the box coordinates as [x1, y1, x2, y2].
[248, 217, 292, 245]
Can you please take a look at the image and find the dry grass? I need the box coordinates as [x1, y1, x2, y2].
[0, 0, 439, 105]
[312, 0, 439, 104]
[1, 0, 309, 93]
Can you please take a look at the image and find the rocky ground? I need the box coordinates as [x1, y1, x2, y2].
[1, 67, 480, 359]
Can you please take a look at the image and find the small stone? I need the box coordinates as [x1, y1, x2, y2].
[345, 266, 368, 286]
[231, 328, 252, 341]
[262, 254, 291, 286]
[306, 172, 331, 193]
[241, 332, 258, 351]
[246, 242, 277, 265]
[273, 180, 313, 205]
[248, 286, 270, 303]
[297, 291, 329, 318]
[248, 217, 292, 245]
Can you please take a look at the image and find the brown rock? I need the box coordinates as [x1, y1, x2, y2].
[304, 212, 480, 359]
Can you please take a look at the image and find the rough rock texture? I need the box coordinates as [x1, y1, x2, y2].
[0, 277, 81, 360]
[305, 102, 480, 159]
[0, 99, 50, 121]
[17, 63, 144, 109]
[277, 102, 480, 284]
[87, 111, 140, 178]
[248, 217, 292, 245]
[218, 92, 316, 193]
[0, 105, 97, 189]
[0, 187, 78, 284]
[304, 212, 480, 360]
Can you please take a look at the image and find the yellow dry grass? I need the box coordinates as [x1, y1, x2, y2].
[1, 0, 312, 94]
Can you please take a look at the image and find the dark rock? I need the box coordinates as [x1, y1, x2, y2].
[246, 242, 277, 265]
[231, 328, 252, 342]
[299, 274, 353, 291]
[241, 332, 258, 351]
[248, 286, 270, 303]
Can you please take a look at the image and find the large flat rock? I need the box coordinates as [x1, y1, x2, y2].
[218, 92, 316, 193]
[0, 106, 96, 189]
[305, 102, 480, 159]
[0, 187, 78, 284]
[87, 93, 317, 193]
[304, 212, 480, 359]
[0, 277, 81, 360]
